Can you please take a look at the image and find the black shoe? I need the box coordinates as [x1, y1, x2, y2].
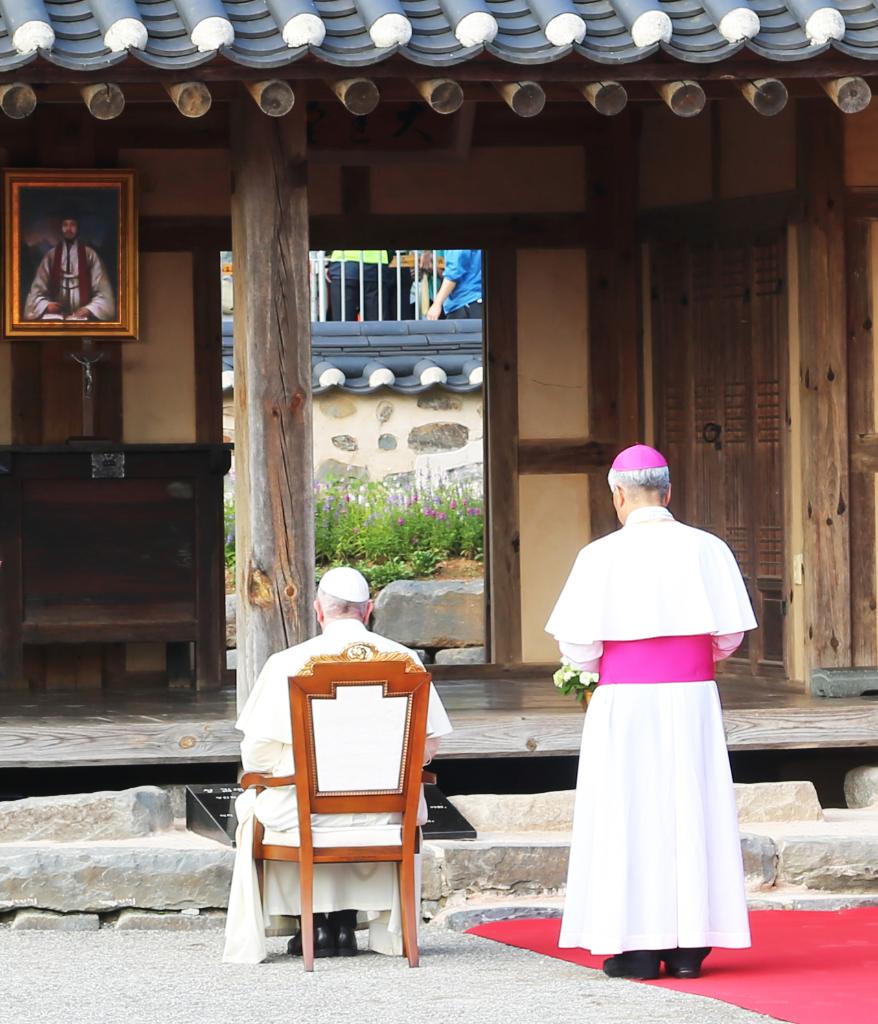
[287, 918, 336, 959]
[328, 909, 358, 958]
[602, 950, 661, 979]
[661, 947, 712, 978]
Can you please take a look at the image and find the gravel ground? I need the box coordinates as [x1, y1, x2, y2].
[0, 925, 780, 1024]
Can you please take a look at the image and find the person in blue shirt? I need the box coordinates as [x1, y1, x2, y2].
[426, 249, 482, 320]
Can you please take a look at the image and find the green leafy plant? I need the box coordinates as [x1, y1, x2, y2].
[552, 658, 599, 705]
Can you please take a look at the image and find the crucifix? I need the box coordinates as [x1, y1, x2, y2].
[67, 337, 104, 439]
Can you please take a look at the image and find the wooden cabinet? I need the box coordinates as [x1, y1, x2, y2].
[0, 445, 230, 690]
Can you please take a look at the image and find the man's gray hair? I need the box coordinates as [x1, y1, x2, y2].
[607, 466, 671, 501]
[316, 587, 370, 620]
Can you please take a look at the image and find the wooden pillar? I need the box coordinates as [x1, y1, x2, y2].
[796, 102, 851, 672]
[230, 101, 315, 709]
[484, 248, 522, 664]
[586, 111, 641, 539]
[846, 218, 877, 667]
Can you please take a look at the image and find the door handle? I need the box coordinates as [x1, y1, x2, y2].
[702, 422, 723, 450]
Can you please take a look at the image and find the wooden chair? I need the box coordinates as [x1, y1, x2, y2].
[240, 642, 432, 971]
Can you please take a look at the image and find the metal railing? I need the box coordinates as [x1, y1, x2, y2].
[308, 250, 445, 322]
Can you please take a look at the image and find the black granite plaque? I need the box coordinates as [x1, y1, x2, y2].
[422, 785, 476, 840]
[185, 784, 241, 847]
[184, 782, 476, 846]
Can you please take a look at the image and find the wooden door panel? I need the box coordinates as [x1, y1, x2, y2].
[652, 230, 787, 675]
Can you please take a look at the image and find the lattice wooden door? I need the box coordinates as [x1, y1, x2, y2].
[651, 231, 787, 675]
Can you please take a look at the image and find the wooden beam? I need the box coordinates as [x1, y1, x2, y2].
[164, 81, 212, 118]
[796, 102, 851, 671]
[230, 100, 315, 709]
[80, 83, 125, 120]
[331, 78, 379, 116]
[580, 81, 627, 117]
[0, 83, 36, 119]
[738, 79, 788, 117]
[656, 80, 706, 118]
[310, 211, 597, 251]
[484, 248, 522, 664]
[821, 76, 872, 114]
[495, 81, 545, 118]
[246, 79, 295, 118]
[415, 78, 464, 115]
[519, 441, 617, 475]
[193, 247, 224, 445]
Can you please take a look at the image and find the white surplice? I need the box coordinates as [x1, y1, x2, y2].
[223, 619, 452, 964]
[545, 506, 757, 955]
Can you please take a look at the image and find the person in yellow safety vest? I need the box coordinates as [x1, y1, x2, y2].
[327, 250, 389, 322]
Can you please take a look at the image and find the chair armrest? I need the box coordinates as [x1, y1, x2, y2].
[240, 772, 297, 790]
[421, 771, 437, 785]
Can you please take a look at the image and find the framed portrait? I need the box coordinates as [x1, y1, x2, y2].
[3, 168, 138, 339]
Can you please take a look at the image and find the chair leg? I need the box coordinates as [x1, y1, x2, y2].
[300, 856, 315, 973]
[399, 855, 420, 968]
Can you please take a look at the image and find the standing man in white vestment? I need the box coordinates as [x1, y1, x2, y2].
[223, 566, 452, 964]
[546, 444, 757, 980]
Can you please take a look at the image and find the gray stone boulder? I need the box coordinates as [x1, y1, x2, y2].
[735, 781, 823, 822]
[845, 766, 878, 808]
[777, 836, 878, 891]
[11, 910, 100, 931]
[434, 647, 486, 665]
[0, 846, 234, 912]
[372, 580, 484, 649]
[225, 594, 236, 649]
[740, 833, 778, 891]
[0, 787, 173, 843]
[449, 792, 575, 833]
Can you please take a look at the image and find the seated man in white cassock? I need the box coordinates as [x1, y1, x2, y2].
[223, 566, 452, 964]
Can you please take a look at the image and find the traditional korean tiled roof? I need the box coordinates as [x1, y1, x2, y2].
[0, 0, 873, 73]
[221, 317, 484, 394]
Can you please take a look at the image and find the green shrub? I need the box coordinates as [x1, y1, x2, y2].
[224, 478, 484, 592]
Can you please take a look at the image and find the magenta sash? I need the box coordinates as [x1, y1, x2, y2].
[599, 634, 714, 684]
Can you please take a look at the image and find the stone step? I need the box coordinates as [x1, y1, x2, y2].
[1, 818, 876, 926]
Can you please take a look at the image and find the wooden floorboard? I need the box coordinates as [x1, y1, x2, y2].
[0, 676, 876, 768]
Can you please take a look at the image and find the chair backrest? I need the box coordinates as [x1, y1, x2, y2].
[288, 643, 431, 842]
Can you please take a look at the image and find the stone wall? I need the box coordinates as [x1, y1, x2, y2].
[223, 389, 483, 488]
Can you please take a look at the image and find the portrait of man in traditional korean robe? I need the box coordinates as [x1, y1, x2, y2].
[23, 211, 116, 322]
[4, 170, 138, 339]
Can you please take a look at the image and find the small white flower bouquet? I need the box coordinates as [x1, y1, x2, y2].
[552, 658, 599, 706]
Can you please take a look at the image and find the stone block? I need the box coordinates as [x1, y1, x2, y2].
[421, 846, 444, 901]
[372, 579, 484, 648]
[439, 842, 569, 897]
[11, 910, 100, 931]
[320, 396, 356, 419]
[777, 836, 878, 891]
[225, 594, 236, 648]
[378, 433, 397, 450]
[735, 781, 823, 822]
[114, 908, 226, 931]
[448, 792, 575, 833]
[441, 905, 562, 933]
[0, 846, 234, 912]
[331, 434, 358, 452]
[433, 647, 486, 665]
[845, 765, 878, 808]
[315, 460, 368, 485]
[408, 422, 469, 453]
[418, 394, 463, 412]
[740, 833, 777, 890]
[0, 787, 174, 843]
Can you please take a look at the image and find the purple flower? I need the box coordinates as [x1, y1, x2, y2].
[449, 501, 458, 510]
[437, 512, 448, 521]
[397, 517, 406, 526]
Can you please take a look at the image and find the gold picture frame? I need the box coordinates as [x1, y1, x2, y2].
[3, 168, 138, 340]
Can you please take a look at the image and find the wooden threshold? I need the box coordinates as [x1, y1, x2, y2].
[0, 675, 876, 768]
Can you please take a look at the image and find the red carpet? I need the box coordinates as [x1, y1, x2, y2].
[468, 910, 878, 1024]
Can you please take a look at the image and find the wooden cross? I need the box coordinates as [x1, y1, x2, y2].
[68, 337, 104, 438]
